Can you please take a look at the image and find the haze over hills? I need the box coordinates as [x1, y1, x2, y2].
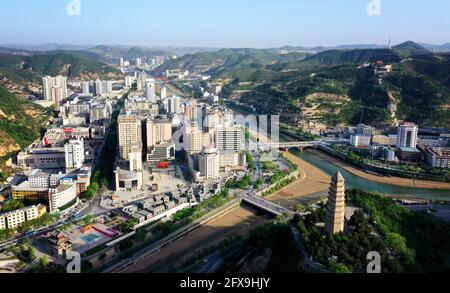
[154, 41, 448, 129]
[2, 41, 449, 56]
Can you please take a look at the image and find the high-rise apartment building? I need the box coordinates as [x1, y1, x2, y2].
[215, 126, 244, 152]
[199, 147, 220, 180]
[64, 139, 85, 172]
[146, 118, 172, 151]
[183, 124, 214, 153]
[118, 114, 142, 160]
[81, 81, 90, 94]
[167, 96, 181, 114]
[145, 80, 156, 102]
[160, 86, 167, 100]
[396, 122, 419, 149]
[43, 76, 68, 105]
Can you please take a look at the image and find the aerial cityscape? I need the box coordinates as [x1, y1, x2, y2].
[0, 0, 449, 279]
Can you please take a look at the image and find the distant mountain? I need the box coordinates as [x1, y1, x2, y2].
[297, 48, 401, 67]
[419, 42, 450, 52]
[0, 51, 122, 84]
[156, 48, 312, 75]
[84, 45, 177, 59]
[392, 41, 430, 57]
[1, 43, 95, 52]
[277, 44, 385, 53]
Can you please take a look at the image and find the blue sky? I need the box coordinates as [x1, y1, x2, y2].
[0, 0, 449, 47]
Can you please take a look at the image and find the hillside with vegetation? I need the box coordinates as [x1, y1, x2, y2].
[156, 48, 312, 77]
[191, 42, 448, 128]
[0, 86, 52, 175]
[0, 51, 122, 83]
[296, 189, 450, 273]
[85, 45, 174, 59]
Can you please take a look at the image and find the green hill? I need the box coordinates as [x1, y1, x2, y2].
[0, 86, 51, 159]
[0, 51, 122, 84]
[297, 49, 402, 67]
[156, 48, 311, 75]
[392, 41, 430, 57]
[227, 50, 449, 128]
[86, 45, 174, 59]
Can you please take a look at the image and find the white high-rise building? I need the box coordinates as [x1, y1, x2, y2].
[199, 147, 220, 180]
[167, 96, 180, 114]
[125, 76, 135, 88]
[81, 81, 90, 94]
[145, 80, 156, 102]
[160, 86, 167, 100]
[42, 76, 68, 105]
[94, 80, 104, 96]
[215, 126, 244, 152]
[64, 139, 85, 172]
[397, 122, 419, 149]
[136, 58, 142, 67]
[106, 80, 113, 93]
[120, 57, 124, 67]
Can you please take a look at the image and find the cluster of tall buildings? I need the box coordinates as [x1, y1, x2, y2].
[118, 56, 169, 70]
[81, 80, 114, 96]
[184, 105, 246, 182]
[42, 76, 68, 105]
[115, 74, 246, 191]
[349, 122, 450, 168]
[10, 91, 118, 214]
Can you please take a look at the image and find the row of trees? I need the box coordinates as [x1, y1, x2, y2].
[81, 96, 126, 200]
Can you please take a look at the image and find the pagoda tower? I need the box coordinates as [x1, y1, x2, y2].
[325, 172, 346, 235]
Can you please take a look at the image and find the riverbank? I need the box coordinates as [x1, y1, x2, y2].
[266, 151, 330, 210]
[312, 149, 450, 190]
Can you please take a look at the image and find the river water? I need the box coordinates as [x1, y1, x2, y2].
[291, 150, 450, 201]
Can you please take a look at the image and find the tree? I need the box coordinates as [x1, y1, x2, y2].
[39, 255, 49, 267]
[330, 262, 352, 273]
[295, 204, 305, 213]
[1, 199, 25, 212]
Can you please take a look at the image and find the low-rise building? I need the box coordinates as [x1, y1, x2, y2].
[372, 135, 390, 145]
[47, 230, 72, 258]
[17, 147, 66, 170]
[397, 147, 423, 164]
[12, 181, 49, 201]
[138, 198, 155, 210]
[148, 205, 165, 215]
[164, 201, 176, 210]
[147, 143, 175, 162]
[0, 204, 47, 230]
[48, 183, 78, 212]
[350, 135, 371, 147]
[424, 147, 450, 169]
[115, 167, 143, 192]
